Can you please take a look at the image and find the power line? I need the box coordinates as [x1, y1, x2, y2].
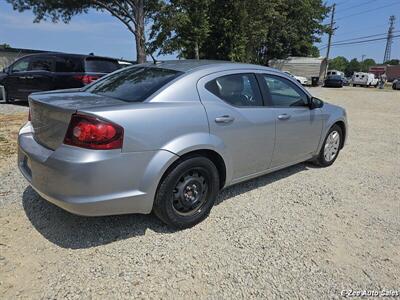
[335, 0, 377, 13]
[335, 1, 400, 21]
[319, 30, 400, 48]
[320, 34, 400, 49]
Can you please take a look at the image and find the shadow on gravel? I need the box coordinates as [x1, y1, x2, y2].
[0, 100, 29, 106]
[22, 162, 311, 249]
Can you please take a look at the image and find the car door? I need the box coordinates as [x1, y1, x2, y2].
[197, 71, 276, 181]
[4, 56, 31, 99]
[25, 55, 55, 95]
[259, 74, 323, 168]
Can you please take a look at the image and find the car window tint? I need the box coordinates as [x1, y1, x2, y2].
[29, 57, 53, 71]
[205, 73, 263, 107]
[86, 67, 182, 102]
[263, 75, 308, 107]
[11, 58, 30, 72]
[85, 59, 120, 73]
[55, 57, 84, 72]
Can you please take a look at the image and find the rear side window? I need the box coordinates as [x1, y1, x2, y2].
[205, 73, 263, 107]
[29, 56, 53, 71]
[86, 67, 183, 102]
[85, 59, 120, 73]
[55, 57, 84, 72]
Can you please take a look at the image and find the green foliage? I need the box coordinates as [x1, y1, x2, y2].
[360, 58, 376, 72]
[344, 58, 361, 77]
[384, 59, 399, 65]
[149, 0, 329, 63]
[0, 43, 11, 48]
[328, 56, 348, 72]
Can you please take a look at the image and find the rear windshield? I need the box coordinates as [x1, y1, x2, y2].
[328, 75, 342, 80]
[84, 59, 120, 73]
[86, 67, 183, 102]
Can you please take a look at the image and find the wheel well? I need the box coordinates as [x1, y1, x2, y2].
[163, 149, 226, 189]
[334, 121, 346, 149]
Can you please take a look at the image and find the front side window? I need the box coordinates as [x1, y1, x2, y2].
[86, 67, 182, 102]
[205, 73, 263, 107]
[11, 58, 30, 72]
[29, 57, 53, 71]
[263, 75, 308, 107]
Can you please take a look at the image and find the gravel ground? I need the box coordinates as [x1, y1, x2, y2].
[0, 102, 29, 115]
[0, 87, 399, 299]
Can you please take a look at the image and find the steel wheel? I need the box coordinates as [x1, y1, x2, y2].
[324, 130, 340, 162]
[172, 168, 209, 216]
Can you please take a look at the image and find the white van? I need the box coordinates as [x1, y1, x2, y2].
[327, 70, 345, 77]
[352, 72, 378, 87]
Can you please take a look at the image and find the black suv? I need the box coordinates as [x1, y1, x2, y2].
[0, 53, 121, 103]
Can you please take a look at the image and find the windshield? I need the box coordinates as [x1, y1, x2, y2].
[328, 75, 342, 80]
[86, 67, 183, 102]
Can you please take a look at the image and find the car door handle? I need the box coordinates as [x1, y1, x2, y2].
[215, 115, 235, 124]
[18, 76, 27, 79]
[25, 76, 34, 79]
[277, 114, 291, 120]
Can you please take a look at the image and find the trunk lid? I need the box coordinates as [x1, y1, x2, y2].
[29, 90, 126, 150]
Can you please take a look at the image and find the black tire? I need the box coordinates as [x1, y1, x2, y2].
[313, 124, 343, 167]
[3, 88, 14, 104]
[153, 156, 220, 229]
[352, 84, 356, 87]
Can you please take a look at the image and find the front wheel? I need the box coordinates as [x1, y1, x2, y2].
[314, 125, 343, 167]
[153, 156, 220, 229]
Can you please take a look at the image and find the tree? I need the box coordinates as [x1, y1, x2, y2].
[328, 56, 348, 72]
[150, 0, 329, 63]
[6, 0, 161, 63]
[360, 58, 376, 72]
[384, 59, 399, 65]
[149, 0, 211, 59]
[344, 58, 361, 77]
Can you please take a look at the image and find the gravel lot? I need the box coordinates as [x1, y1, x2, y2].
[0, 87, 399, 299]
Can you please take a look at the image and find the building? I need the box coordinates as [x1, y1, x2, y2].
[369, 65, 400, 82]
[268, 56, 325, 81]
[0, 45, 50, 69]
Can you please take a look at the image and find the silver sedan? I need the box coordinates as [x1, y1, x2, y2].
[18, 60, 347, 228]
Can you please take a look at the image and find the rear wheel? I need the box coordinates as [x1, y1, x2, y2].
[314, 125, 343, 167]
[153, 156, 220, 229]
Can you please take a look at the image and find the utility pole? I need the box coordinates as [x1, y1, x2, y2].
[324, 3, 336, 79]
[361, 54, 366, 71]
[383, 15, 395, 63]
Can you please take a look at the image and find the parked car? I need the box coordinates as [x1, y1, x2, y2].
[352, 72, 378, 87]
[327, 70, 345, 77]
[283, 71, 308, 85]
[392, 78, 400, 90]
[324, 75, 344, 88]
[18, 60, 347, 228]
[0, 53, 120, 103]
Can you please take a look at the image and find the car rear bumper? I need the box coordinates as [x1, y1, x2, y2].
[18, 122, 178, 216]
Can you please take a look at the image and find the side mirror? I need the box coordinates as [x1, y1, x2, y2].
[2, 67, 9, 74]
[310, 97, 324, 109]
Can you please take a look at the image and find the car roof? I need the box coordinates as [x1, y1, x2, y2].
[15, 52, 119, 61]
[137, 59, 273, 73]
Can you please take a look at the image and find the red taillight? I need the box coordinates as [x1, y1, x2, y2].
[64, 114, 123, 150]
[74, 75, 100, 85]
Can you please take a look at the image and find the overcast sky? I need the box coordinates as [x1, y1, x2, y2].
[0, 0, 399, 63]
